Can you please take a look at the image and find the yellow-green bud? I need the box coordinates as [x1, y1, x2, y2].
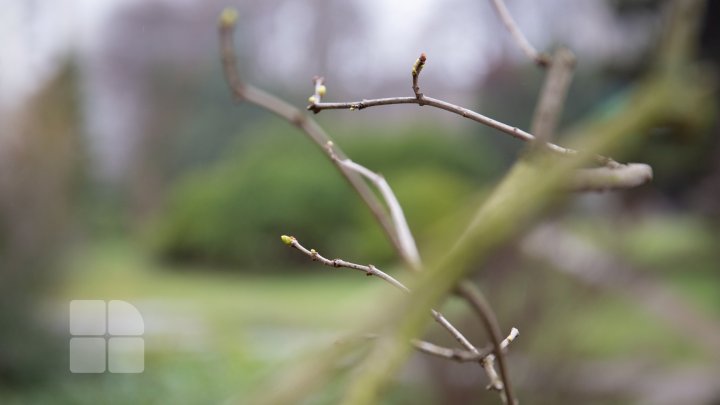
[317, 85, 326, 97]
[219, 8, 238, 29]
[412, 52, 427, 76]
[308, 95, 317, 104]
[280, 235, 294, 245]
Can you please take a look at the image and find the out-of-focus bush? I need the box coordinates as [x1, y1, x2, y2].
[0, 62, 83, 383]
[151, 123, 502, 270]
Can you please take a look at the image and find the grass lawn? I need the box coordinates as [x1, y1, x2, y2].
[4, 225, 718, 404]
[5, 238, 389, 404]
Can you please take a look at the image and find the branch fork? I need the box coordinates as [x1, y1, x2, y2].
[219, 4, 654, 403]
[281, 235, 520, 384]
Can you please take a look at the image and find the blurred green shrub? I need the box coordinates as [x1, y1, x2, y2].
[152, 122, 501, 270]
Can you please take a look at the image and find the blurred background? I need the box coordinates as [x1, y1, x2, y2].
[1, 0, 719, 403]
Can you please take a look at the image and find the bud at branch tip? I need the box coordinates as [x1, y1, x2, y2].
[281, 235, 294, 245]
[412, 52, 427, 76]
[219, 8, 238, 29]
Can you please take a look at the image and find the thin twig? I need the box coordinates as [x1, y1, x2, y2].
[412, 327, 518, 362]
[281, 235, 409, 293]
[282, 235, 519, 390]
[456, 281, 518, 403]
[309, 93, 612, 166]
[321, 143, 513, 391]
[309, 52, 518, 401]
[489, 0, 550, 67]
[219, 13, 504, 392]
[329, 151, 422, 269]
[530, 47, 576, 144]
[218, 10, 413, 267]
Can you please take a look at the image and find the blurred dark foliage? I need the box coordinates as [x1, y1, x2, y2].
[0, 63, 85, 384]
[151, 123, 503, 270]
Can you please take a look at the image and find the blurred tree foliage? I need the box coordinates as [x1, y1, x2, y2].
[0, 62, 84, 383]
[151, 122, 503, 270]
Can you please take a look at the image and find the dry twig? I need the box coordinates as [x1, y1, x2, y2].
[219, 11, 514, 399]
[530, 47, 576, 144]
[281, 235, 520, 375]
[489, 0, 550, 67]
[413, 327, 519, 363]
[218, 10, 408, 266]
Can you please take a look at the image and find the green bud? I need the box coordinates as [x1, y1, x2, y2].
[280, 235, 294, 245]
[219, 8, 238, 29]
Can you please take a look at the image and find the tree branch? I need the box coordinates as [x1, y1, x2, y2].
[281, 235, 519, 395]
[326, 146, 422, 269]
[307, 59, 613, 167]
[219, 14, 510, 397]
[456, 281, 518, 402]
[281, 235, 409, 293]
[569, 162, 653, 192]
[412, 327, 519, 363]
[489, 0, 550, 67]
[322, 143, 519, 401]
[218, 10, 413, 267]
[530, 47, 576, 144]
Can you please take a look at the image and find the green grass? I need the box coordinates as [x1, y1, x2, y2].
[5, 227, 718, 403]
[4, 238, 392, 404]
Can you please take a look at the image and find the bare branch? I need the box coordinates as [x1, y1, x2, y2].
[413, 339, 492, 362]
[330, 152, 422, 269]
[413, 327, 518, 362]
[569, 162, 653, 192]
[456, 281, 518, 403]
[531, 47, 576, 144]
[281, 235, 409, 293]
[282, 235, 519, 394]
[306, 50, 522, 402]
[489, 0, 550, 67]
[220, 15, 508, 398]
[218, 10, 417, 267]
[325, 140, 517, 396]
[321, 147, 517, 396]
[307, 81, 612, 167]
